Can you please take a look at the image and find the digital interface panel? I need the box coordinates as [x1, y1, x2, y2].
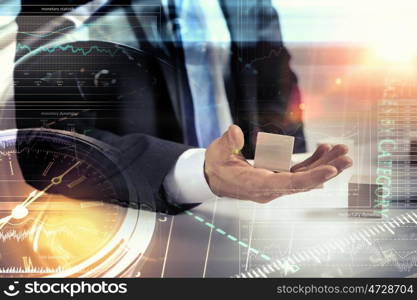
[0, 1, 416, 281]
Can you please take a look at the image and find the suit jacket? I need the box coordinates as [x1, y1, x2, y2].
[14, 0, 305, 213]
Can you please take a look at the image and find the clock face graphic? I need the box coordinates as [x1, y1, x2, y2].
[0, 128, 156, 277]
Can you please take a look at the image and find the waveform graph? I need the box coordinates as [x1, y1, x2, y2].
[16, 42, 121, 57]
[16, 3, 162, 57]
[0, 197, 124, 277]
[14, 40, 169, 138]
[0, 229, 33, 243]
[0, 256, 63, 276]
[0, 266, 64, 275]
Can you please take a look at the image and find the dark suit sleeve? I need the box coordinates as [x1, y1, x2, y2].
[87, 129, 197, 214]
[14, 127, 196, 214]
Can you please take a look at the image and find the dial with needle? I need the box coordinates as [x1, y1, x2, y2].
[0, 160, 82, 230]
[21, 160, 82, 208]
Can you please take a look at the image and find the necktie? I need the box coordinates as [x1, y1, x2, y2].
[174, 0, 221, 148]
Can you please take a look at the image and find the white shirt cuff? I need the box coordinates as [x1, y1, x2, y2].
[163, 148, 217, 204]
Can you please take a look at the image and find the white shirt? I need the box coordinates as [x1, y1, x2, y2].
[163, 0, 232, 204]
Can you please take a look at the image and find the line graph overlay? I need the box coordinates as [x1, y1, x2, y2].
[17, 42, 121, 57]
[236, 210, 417, 278]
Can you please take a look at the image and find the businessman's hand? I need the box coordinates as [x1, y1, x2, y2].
[204, 125, 352, 203]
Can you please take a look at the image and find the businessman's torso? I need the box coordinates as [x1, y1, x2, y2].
[15, 0, 306, 155]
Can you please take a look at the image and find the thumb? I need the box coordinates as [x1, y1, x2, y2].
[225, 124, 244, 154]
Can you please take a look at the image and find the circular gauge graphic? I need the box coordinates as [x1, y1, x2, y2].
[0, 128, 156, 277]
